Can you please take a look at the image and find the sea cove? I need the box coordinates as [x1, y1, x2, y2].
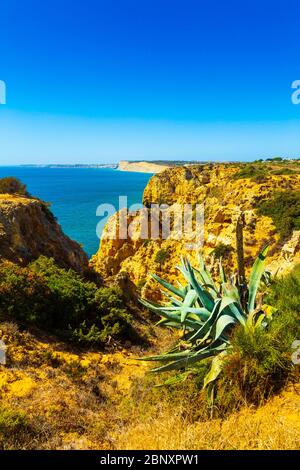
[0, 166, 151, 257]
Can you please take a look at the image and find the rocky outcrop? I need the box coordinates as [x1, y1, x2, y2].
[0, 194, 89, 274]
[118, 160, 170, 174]
[91, 164, 300, 296]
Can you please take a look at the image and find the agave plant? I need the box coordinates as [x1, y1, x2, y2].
[140, 246, 272, 388]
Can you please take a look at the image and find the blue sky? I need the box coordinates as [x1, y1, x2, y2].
[0, 0, 299, 164]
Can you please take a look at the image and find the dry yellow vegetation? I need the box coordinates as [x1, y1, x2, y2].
[113, 385, 300, 450]
[1, 321, 300, 450]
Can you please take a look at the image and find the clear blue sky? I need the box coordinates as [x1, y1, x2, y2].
[0, 0, 299, 164]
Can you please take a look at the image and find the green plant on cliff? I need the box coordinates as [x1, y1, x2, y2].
[0, 177, 28, 196]
[257, 190, 300, 239]
[140, 246, 272, 391]
[154, 248, 170, 268]
[0, 257, 135, 346]
[210, 243, 234, 260]
[232, 165, 269, 183]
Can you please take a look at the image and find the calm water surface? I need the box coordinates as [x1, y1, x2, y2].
[0, 167, 152, 257]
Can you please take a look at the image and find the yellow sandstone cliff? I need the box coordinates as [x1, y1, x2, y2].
[0, 194, 89, 274]
[91, 164, 300, 296]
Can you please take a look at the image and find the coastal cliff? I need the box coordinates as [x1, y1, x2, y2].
[91, 163, 300, 295]
[0, 194, 89, 274]
[118, 160, 170, 173]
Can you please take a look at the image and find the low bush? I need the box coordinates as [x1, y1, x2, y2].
[154, 248, 170, 267]
[30, 257, 97, 328]
[0, 257, 136, 346]
[0, 406, 30, 449]
[210, 243, 234, 259]
[0, 177, 28, 195]
[257, 190, 300, 239]
[271, 168, 297, 176]
[233, 165, 269, 183]
[0, 262, 52, 325]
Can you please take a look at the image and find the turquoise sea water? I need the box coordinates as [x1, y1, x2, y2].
[0, 167, 152, 257]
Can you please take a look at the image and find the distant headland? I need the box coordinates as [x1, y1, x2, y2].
[19, 160, 207, 173]
[19, 163, 119, 169]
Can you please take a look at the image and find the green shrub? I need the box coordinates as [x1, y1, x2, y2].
[210, 243, 234, 259]
[75, 287, 134, 344]
[154, 248, 169, 267]
[0, 177, 28, 195]
[271, 168, 297, 176]
[30, 257, 97, 327]
[0, 407, 29, 437]
[0, 257, 135, 346]
[136, 278, 147, 293]
[0, 262, 52, 325]
[233, 165, 269, 183]
[257, 190, 300, 239]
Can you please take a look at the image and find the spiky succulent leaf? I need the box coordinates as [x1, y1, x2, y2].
[150, 342, 227, 373]
[248, 245, 269, 313]
[180, 289, 198, 322]
[151, 273, 186, 299]
[213, 314, 237, 341]
[203, 351, 228, 388]
[184, 258, 215, 311]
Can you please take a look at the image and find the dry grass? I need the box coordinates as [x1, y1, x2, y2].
[112, 384, 300, 450]
[1, 321, 300, 450]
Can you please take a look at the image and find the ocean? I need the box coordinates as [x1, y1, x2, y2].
[0, 167, 152, 257]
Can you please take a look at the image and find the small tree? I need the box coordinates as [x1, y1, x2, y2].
[0, 177, 28, 195]
[154, 248, 169, 269]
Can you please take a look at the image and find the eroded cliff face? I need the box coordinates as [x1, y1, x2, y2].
[0, 194, 89, 274]
[91, 164, 300, 297]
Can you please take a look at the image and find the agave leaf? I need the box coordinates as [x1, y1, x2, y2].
[161, 292, 183, 306]
[150, 344, 227, 373]
[213, 314, 237, 341]
[187, 299, 221, 343]
[176, 257, 190, 282]
[180, 289, 198, 322]
[158, 312, 202, 330]
[157, 320, 193, 330]
[185, 307, 211, 321]
[198, 254, 217, 288]
[140, 350, 193, 362]
[221, 281, 241, 306]
[159, 306, 210, 322]
[139, 298, 179, 315]
[199, 282, 219, 298]
[184, 259, 215, 311]
[248, 245, 269, 313]
[140, 299, 203, 329]
[203, 350, 228, 388]
[151, 273, 185, 299]
[219, 296, 246, 326]
[175, 281, 188, 297]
